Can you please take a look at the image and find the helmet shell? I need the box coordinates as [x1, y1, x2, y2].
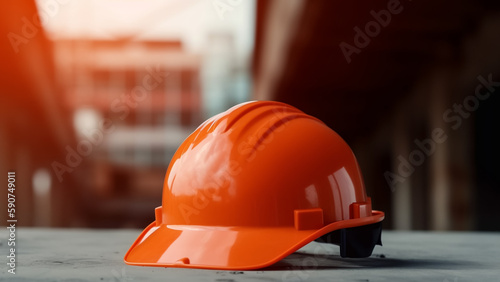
[124, 101, 384, 270]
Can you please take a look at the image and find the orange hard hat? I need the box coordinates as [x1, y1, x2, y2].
[124, 101, 384, 270]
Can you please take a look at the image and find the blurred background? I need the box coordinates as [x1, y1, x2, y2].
[1, 0, 499, 231]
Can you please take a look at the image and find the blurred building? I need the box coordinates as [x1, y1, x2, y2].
[52, 39, 202, 227]
[1, 1, 77, 227]
[1, 0, 254, 228]
[2, 0, 499, 231]
[253, 0, 500, 230]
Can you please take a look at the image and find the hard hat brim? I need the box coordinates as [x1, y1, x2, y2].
[124, 210, 384, 270]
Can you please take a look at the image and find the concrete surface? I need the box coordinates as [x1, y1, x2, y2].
[0, 228, 499, 281]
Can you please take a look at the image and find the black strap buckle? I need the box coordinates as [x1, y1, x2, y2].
[315, 221, 383, 258]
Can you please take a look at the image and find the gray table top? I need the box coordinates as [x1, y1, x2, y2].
[0, 228, 499, 281]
